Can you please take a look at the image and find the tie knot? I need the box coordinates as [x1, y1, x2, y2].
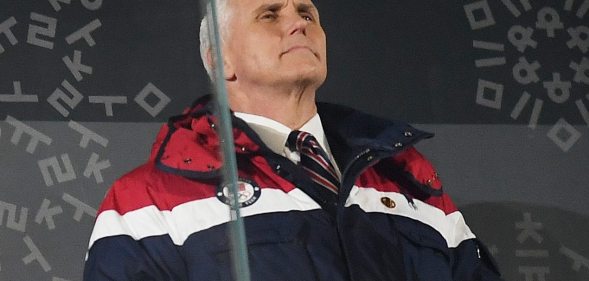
[287, 130, 319, 152]
[286, 130, 340, 194]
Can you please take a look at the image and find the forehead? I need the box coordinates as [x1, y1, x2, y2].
[229, 0, 318, 13]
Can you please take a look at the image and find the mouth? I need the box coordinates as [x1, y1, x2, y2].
[281, 45, 318, 58]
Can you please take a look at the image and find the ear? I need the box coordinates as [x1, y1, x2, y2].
[206, 48, 236, 81]
[222, 51, 236, 81]
[205, 48, 215, 75]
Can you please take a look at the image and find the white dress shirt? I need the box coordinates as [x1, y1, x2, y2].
[234, 112, 341, 178]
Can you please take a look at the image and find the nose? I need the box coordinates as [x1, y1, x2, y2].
[286, 14, 309, 36]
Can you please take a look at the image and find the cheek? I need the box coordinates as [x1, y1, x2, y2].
[246, 39, 279, 67]
[232, 46, 276, 77]
[319, 33, 327, 53]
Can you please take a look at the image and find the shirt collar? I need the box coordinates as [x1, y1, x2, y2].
[233, 112, 329, 156]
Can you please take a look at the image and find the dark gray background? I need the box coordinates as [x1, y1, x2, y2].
[1, 0, 588, 280]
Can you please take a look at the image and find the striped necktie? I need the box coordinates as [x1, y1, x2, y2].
[287, 130, 339, 194]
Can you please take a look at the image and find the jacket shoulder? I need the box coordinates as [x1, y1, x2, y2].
[98, 162, 216, 216]
[390, 146, 458, 214]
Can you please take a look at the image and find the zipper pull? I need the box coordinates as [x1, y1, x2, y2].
[401, 192, 417, 210]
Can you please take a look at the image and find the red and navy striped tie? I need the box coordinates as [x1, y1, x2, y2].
[287, 130, 339, 193]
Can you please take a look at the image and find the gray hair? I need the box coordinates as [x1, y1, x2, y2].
[199, 0, 231, 79]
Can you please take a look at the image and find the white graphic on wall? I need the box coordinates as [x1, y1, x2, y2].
[465, 0, 588, 152]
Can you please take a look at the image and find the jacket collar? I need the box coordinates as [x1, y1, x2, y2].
[151, 96, 433, 179]
[317, 102, 433, 171]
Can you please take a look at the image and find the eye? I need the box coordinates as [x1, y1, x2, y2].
[301, 13, 314, 22]
[259, 12, 278, 21]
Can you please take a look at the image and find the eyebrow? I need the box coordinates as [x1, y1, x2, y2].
[296, 3, 318, 13]
[253, 2, 318, 15]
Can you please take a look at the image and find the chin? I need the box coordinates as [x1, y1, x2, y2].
[290, 66, 326, 82]
[283, 69, 323, 84]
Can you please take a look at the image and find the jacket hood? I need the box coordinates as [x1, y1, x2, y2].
[150, 95, 264, 179]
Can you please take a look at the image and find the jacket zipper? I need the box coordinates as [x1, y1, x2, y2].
[338, 147, 385, 208]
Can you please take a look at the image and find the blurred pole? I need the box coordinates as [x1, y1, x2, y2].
[204, 0, 251, 280]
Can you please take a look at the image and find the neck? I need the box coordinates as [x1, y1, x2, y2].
[227, 83, 318, 130]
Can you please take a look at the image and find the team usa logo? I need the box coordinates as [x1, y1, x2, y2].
[216, 178, 261, 208]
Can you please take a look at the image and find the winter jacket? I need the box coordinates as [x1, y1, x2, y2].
[84, 96, 502, 281]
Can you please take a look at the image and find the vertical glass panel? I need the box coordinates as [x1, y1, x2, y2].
[198, 0, 251, 280]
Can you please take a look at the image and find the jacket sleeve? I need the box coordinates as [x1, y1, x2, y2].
[391, 147, 503, 281]
[84, 234, 166, 281]
[451, 237, 503, 281]
[83, 174, 187, 281]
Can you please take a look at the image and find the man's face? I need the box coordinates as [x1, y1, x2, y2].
[222, 0, 327, 89]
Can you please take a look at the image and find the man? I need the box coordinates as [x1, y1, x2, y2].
[84, 0, 502, 280]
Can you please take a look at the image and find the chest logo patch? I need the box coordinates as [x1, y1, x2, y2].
[216, 178, 261, 208]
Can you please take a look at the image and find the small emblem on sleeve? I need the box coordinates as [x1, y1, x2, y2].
[216, 178, 261, 208]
